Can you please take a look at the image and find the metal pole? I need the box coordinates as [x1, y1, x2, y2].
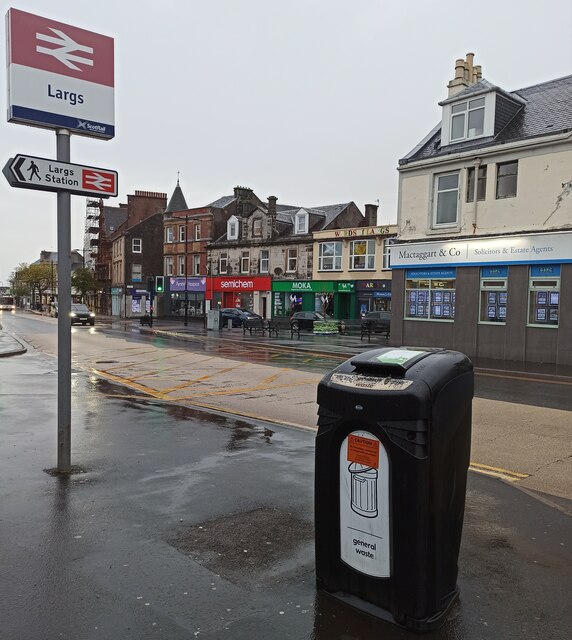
[184, 214, 188, 327]
[56, 129, 72, 473]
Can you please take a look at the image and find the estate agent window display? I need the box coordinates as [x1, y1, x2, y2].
[528, 265, 560, 328]
[479, 266, 508, 324]
[404, 269, 456, 321]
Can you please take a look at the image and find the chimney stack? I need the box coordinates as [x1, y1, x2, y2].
[267, 196, 278, 240]
[447, 52, 482, 97]
[364, 203, 379, 227]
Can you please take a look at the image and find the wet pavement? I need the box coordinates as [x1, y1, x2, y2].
[1, 346, 571, 639]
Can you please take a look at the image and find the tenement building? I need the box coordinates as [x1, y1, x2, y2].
[390, 54, 572, 366]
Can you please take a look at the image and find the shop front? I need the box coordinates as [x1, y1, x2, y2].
[168, 277, 206, 318]
[125, 286, 150, 319]
[272, 280, 357, 319]
[209, 276, 272, 318]
[390, 231, 572, 366]
[355, 279, 392, 317]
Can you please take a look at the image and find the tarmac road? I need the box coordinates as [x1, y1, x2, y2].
[0, 348, 570, 639]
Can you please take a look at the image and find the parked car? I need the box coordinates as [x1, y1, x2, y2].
[361, 310, 390, 337]
[70, 303, 95, 326]
[219, 308, 262, 327]
[290, 311, 326, 331]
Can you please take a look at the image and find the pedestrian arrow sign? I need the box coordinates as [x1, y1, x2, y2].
[3, 154, 118, 198]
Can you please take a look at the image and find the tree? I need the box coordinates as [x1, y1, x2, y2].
[25, 263, 54, 309]
[71, 267, 100, 303]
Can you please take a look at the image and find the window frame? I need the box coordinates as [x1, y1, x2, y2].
[349, 239, 375, 271]
[527, 266, 560, 328]
[382, 238, 396, 270]
[479, 268, 508, 324]
[286, 248, 298, 273]
[227, 216, 239, 240]
[432, 172, 460, 228]
[193, 254, 200, 276]
[219, 252, 228, 275]
[132, 238, 142, 253]
[496, 161, 518, 199]
[318, 241, 343, 271]
[194, 223, 201, 241]
[179, 225, 186, 243]
[450, 97, 485, 141]
[295, 211, 308, 234]
[259, 249, 269, 273]
[240, 250, 250, 274]
[178, 255, 185, 276]
[131, 263, 142, 283]
[404, 271, 456, 322]
[164, 256, 174, 276]
[466, 165, 487, 202]
[165, 226, 174, 243]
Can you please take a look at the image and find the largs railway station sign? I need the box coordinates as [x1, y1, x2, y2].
[3, 154, 118, 198]
[6, 7, 115, 138]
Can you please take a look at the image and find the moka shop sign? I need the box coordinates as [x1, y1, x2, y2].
[272, 280, 338, 293]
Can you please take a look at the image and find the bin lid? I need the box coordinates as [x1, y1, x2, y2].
[350, 347, 440, 377]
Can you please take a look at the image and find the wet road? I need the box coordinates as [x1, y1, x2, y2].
[2, 311, 571, 500]
[1, 348, 571, 640]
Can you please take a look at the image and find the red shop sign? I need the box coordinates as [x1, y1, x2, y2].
[211, 276, 272, 292]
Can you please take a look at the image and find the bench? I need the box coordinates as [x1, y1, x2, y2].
[243, 318, 266, 336]
[266, 318, 300, 339]
[360, 320, 374, 342]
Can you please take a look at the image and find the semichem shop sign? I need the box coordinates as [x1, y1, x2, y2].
[3, 155, 118, 198]
[6, 8, 114, 139]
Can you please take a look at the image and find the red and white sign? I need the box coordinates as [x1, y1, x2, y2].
[3, 154, 118, 198]
[211, 276, 272, 292]
[6, 8, 115, 139]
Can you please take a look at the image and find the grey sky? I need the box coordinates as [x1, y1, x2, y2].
[1, 0, 571, 285]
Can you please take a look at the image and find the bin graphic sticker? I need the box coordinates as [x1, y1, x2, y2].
[340, 431, 390, 577]
[348, 463, 378, 517]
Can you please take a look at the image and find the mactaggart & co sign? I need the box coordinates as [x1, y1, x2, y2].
[390, 232, 572, 268]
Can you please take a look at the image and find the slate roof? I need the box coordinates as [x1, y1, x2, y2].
[165, 181, 189, 213]
[401, 75, 572, 165]
[207, 195, 235, 208]
[102, 206, 128, 235]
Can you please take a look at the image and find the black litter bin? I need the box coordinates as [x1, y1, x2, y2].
[315, 346, 473, 633]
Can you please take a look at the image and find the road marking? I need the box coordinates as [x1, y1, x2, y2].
[476, 370, 572, 386]
[469, 462, 530, 482]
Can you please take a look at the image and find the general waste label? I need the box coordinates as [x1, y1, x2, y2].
[340, 430, 390, 577]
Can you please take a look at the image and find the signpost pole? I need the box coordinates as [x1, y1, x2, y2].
[56, 129, 72, 473]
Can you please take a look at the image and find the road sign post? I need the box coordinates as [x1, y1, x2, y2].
[5, 8, 115, 473]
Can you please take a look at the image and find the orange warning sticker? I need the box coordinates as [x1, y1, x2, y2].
[347, 434, 380, 469]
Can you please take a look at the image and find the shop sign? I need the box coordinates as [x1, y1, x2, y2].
[331, 225, 391, 238]
[212, 276, 271, 292]
[355, 280, 392, 291]
[169, 277, 206, 292]
[272, 280, 335, 293]
[111, 287, 122, 295]
[336, 282, 355, 292]
[391, 232, 572, 268]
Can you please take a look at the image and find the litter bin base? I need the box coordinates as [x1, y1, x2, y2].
[318, 586, 459, 634]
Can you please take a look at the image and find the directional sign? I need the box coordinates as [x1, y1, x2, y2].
[6, 8, 114, 139]
[3, 155, 118, 198]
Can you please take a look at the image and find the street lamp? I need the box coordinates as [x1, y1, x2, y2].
[184, 214, 188, 327]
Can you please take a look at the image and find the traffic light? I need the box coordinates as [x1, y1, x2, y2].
[155, 276, 165, 293]
[147, 276, 154, 293]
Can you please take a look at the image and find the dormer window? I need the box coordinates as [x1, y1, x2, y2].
[441, 92, 494, 146]
[295, 210, 308, 234]
[451, 97, 485, 140]
[227, 216, 239, 240]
